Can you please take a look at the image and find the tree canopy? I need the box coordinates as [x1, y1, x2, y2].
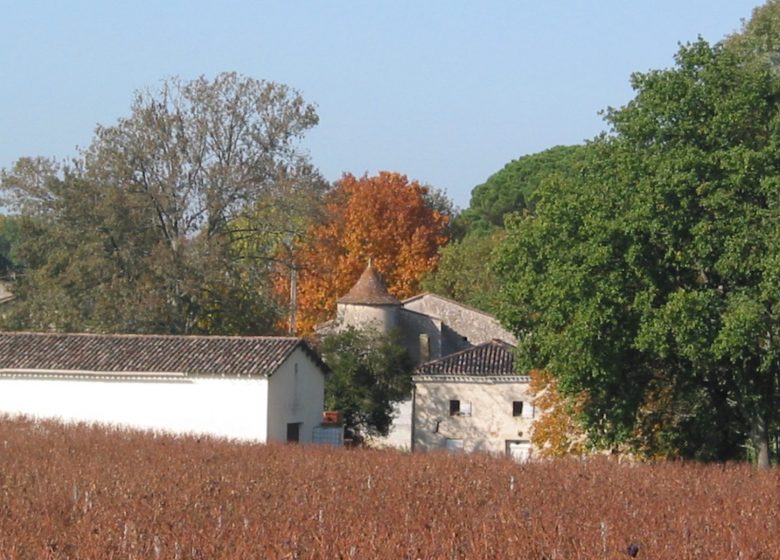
[428, 145, 590, 315]
[456, 144, 589, 234]
[496, 39, 780, 467]
[0, 215, 21, 278]
[0, 73, 325, 334]
[284, 172, 451, 333]
[726, 0, 780, 65]
[421, 229, 505, 314]
[319, 327, 413, 442]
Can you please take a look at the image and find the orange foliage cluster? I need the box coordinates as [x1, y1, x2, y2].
[529, 369, 588, 458]
[1, 416, 778, 559]
[281, 172, 449, 333]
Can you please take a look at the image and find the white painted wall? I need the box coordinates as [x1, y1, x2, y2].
[414, 379, 534, 456]
[0, 375, 269, 441]
[266, 348, 326, 443]
[370, 398, 413, 450]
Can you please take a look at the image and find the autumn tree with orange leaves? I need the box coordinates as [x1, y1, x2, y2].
[529, 369, 587, 458]
[280, 172, 450, 334]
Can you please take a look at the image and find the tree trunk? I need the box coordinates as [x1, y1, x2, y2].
[751, 413, 771, 470]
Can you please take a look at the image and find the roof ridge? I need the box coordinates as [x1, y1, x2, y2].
[400, 292, 503, 320]
[0, 331, 303, 341]
[413, 339, 518, 378]
[0, 333, 326, 377]
[416, 339, 516, 367]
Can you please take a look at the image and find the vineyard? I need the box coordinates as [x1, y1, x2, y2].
[0, 416, 777, 559]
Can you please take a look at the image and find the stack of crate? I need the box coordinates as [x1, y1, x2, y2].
[312, 411, 344, 446]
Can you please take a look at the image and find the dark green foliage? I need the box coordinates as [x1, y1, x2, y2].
[421, 230, 504, 314]
[457, 144, 589, 234]
[496, 39, 780, 465]
[319, 327, 412, 441]
[0, 215, 21, 277]
[432, 145, 592, 314]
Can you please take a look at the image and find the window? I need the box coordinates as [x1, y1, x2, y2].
[419, 334, 430, 363]
[512, 401, 524, 417]
[449, 399, 472, 417]
[445, 438, 464, 453]
[522, 402, 535, 419]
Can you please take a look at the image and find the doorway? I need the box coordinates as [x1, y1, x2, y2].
[286, 422, 301, 442]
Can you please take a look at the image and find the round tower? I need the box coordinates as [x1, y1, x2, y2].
[336, 262, 400, 334]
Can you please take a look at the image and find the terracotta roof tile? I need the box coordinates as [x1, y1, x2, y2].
[337, 264, 400, 305]
[0, 332, 326, 377]
[414, 340, 520, 377]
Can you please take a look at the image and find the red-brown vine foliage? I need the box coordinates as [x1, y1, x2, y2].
[0, 415, 777, 559]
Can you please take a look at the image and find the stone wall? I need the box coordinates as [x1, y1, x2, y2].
[402, 294, 516, 348]
[336, 302, 399, 334]
[397, 310, 442, 365]
[413, 378, 534, 455]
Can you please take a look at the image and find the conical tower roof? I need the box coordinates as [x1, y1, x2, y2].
[337, 263, 401, 305]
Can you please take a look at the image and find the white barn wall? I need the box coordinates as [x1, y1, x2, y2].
[371, 398, 413, 450]
[266, 348, 326, 443]
[0, 376, 270, 442]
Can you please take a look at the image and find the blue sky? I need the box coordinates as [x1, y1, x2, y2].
[0, 1, 763, 208]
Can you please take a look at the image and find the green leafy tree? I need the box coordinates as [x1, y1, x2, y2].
[319, 327, 413, 442]
[0, 215, 22, 277]
[1, 73, 325, 334]
[457, 144, 589, 235]
[725, 0, 780, 66]
[425, 146, 590, 314]
[496, 39, 780, 467]
[421, 230, 504, 314]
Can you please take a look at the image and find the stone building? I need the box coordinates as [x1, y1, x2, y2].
[322, 263, 518, 449]
[412, 339, 533, 460]
[323, 262, 516, 366]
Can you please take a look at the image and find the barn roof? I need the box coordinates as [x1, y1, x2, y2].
[413, 339, 527, 380]
[0, 332, 328, 377]
[337, 262, 400, 305]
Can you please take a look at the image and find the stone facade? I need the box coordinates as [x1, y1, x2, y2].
[400, 293, 516, 364]
[411, 340, 533, 459]
[323, 264, 521, 451]
[413, 378, 534, 457]
[327, 267, 516, 368]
